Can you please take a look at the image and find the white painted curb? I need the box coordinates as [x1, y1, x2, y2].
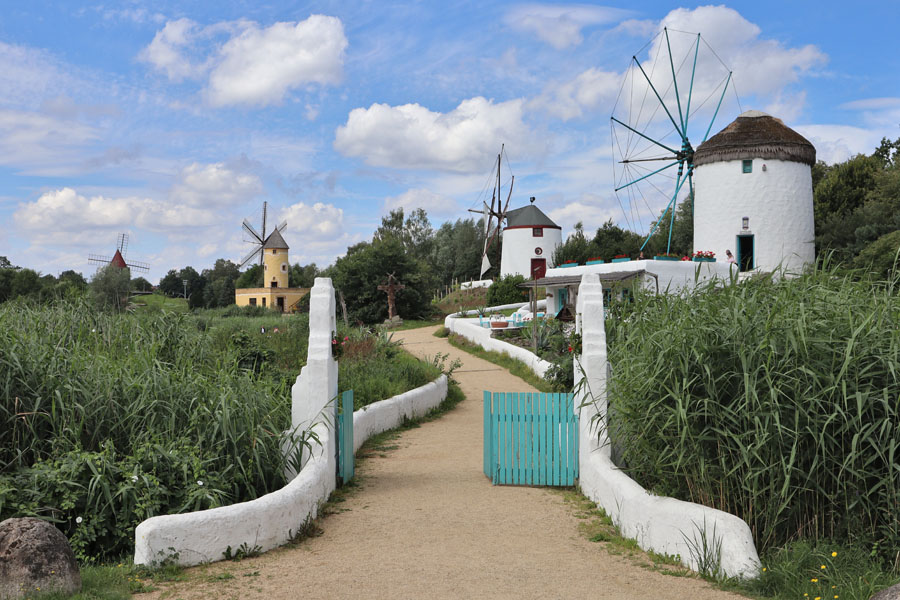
[133, 375, 448, 567]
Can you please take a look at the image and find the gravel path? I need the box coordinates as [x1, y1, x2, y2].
[140, 325, 745, 600]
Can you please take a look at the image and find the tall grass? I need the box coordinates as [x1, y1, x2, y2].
[605, 266, 900, 563]
[0, 299, 306, 559]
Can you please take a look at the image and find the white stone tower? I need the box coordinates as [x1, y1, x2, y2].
[499, 198, 563, 279]
[693, 110, 816, 273]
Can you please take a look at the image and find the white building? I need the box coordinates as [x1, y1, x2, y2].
[693, 110, 816, 274]
[500, 200, 563, 279]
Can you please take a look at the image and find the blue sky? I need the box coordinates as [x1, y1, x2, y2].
[1, 1, 898, 283]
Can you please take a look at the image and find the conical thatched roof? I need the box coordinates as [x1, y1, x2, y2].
[694, 110, 815, 167]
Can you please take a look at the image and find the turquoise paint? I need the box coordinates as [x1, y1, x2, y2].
[483, 392, 578, 486]
[336, 390, 354, 485]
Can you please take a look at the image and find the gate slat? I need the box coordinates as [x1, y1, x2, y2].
[542, 393, 551, 485]
[491, 392, 499, 484]
[567, 396, 577, 485]
[526, 392, 535, 485]
[552, 393, 561, 486]
[511, 392, 519, 485]
[517, 392, 526, 485]
[483, 390, 490, 479]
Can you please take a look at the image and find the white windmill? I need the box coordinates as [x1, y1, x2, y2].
[468, 145, 514, 279]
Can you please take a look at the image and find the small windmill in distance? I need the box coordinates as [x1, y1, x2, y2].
[468, 144, 513, 279]
[239, 200, 287, 270]
[88, 233, 149, 273]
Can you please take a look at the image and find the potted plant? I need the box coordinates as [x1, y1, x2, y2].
[692, 250, 716, 262]
[611, 254, 631, 263]
[585, 256, 605, 265]
[654, 252, 680, 261]
[559, 259, 579, 268]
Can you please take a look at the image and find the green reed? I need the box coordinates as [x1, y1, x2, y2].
[605, 265, 900, 563]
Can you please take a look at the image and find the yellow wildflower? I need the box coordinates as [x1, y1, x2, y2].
[811, 578, 818, 583]
[820, 564, 826, 569]
[831, 551, 837, 557]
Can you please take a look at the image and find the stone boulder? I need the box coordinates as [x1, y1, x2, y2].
[0, 517, 81, 599]
[871, 582, 900, 600]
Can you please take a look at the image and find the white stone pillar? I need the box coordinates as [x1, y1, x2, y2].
[290, 278, 338, 469]
[575, 273, 609, 459]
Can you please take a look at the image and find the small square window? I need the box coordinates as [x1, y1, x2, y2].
[249, 298, 257, 306]
[742, 159, 753, 173]
[533, 227, 543, 237]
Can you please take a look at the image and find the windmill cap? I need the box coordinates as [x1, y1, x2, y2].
[263, 228, 289, 249]
[694, 110, 816, 167]
[504, 204, 561, 229]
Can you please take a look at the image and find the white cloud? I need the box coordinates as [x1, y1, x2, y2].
[138, 18, 202, 82]
[547, 193, 618, 234]
[169, 162, 263, 207]
[656, 6, 826, 99]
[140, 15, 347, 107]
[0, 109, 99, 176]
[505, 4, 631, 49]
[13, 187, 219, 243]
[840, 97, 900, 111]
[278, 201, 344, 240]
[529, 67, 620, 120]
[207, 16, 347, 107]
[334, 96, 539, 173]
[794, 124, 886, 164]
[384, 188, 460, 216]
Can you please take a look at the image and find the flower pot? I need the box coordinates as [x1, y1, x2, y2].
[558, 262, 579, 268]
[490, 320, 508, 329]
[586, 259, 605, 265]
[692, 257, 716, 262]
[654, 256, 679, 261]
[611, 257, 631, 263]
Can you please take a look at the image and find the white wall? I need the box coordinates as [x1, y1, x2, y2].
[694, 158, 814, 273]
[575, 272, 761, 579]
[443, 315, 553, 378]
[500, 226, 563, 278]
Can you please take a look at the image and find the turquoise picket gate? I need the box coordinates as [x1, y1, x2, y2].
[336, 390, 354, 485]
[483, 391, 578, 486]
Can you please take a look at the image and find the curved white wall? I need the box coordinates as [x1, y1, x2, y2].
[694, 158, 814, 273]
[134, 376, 448, 567]
[500, 227, 562, 278]
[443, 315, 553, 378]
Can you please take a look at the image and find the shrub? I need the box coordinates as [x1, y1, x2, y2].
[605, 266, 900, 561]
[486, 274, 528, 306]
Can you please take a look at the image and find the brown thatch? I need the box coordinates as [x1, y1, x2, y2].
[693, 111, 816, 167]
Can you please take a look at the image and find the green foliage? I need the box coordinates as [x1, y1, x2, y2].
[553, 219, 646, 265]
[814, 154, 880, 227]
[605, 266, 900, 561]
[745, 541, 900, 600]
[201, 259, 240, 309]
[430, 217, 489, 285]
[854, 230, 900, 279]
[330, 237, 432, 324]
[289, 263, 318, 288]
[234, 264, 263, 289]
[89, 265, 132, 311]
[0, 299, 310, 559]
[486, 274, 527, 305]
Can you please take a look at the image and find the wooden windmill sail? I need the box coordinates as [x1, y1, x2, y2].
[239, 201, 287, 269]
[88, 233, 149, 273]
[468, 145, 514, 278]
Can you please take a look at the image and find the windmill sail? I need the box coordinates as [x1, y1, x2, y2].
[239, 201, 286, 270]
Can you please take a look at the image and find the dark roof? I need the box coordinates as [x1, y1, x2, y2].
[694, 110, 816, 167]
[518, 270, 647, 287]
[505, 204, 560, 229]
[263, 228, 289, 250]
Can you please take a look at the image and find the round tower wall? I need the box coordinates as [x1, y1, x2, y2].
[263, 247, 290, 288]
[693, 158, 814, 273]
[499, 226, 563, 279]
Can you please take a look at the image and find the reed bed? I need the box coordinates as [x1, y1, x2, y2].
[605, 266, 900, 563]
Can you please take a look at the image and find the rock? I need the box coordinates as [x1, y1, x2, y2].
[871, 583, 900, 600]
[0, 517, 81, 599]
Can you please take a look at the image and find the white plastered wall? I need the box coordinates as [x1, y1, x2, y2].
[575, 272, 761, 578]
[694, 158, 814, 273]
[500, 227, 563, 278]
[443, 314, 553, 378]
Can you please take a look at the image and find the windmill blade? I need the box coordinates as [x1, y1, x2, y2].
[88, 254, 112, 265]
[242, 219, 263, 243]
[239, 248, 262, 269]
[482, 200, 492, 238]
[479, 254, 491, 279]
[117, 233, 129, 255]
[125, 260, 150, 273]
[501, 174, 514, 221]
[276, 220, 287, 233]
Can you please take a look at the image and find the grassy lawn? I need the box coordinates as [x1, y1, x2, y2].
[131, 293, 188, 312]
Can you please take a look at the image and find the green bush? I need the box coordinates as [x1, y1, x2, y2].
[486, 274, 528, 306]
[605, 266, 900, 561]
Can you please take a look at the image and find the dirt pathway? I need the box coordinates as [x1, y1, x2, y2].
[142, 325, 744, 600]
